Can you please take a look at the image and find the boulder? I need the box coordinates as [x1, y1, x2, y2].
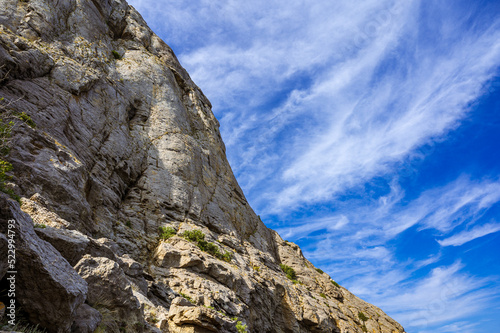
[0, 195, 88, 333]
[34, 227, 117, 266]
[74, 255, 144, 331]
[167, 297, 235, 333]
[71, 303, 102, 333]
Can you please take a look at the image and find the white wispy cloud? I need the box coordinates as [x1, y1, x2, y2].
[375, 262, 498, 331]
[268, 27, 500, 212]
[278, 177, 500, 244]
[388, 177, 500, 235]
[437, 223, 500, 247]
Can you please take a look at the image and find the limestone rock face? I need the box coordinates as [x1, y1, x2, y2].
[0, 0, 406, 332]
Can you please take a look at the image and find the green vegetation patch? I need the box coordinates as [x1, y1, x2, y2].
[0, 119, 19, 202]
[159, 226, 177, 240]
[179, 292, 194, 304]
[181, 229, 232, 262]
[236, 321, 248, 333]
[358, 311, 369, 322]
[315, 268, 324, 274]
[331, 280, 340, 288]
[18, 112, 36, 128]
[112, 50, 122, 60]
[181, 229, 205, 242]
[279, 264, 297, 281]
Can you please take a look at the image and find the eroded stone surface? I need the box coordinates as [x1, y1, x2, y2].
[0, 195, 87, 333]
[0, 0, 406, 332]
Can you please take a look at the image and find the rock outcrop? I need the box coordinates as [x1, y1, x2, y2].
[0, 194, 88, 332]
[0, 0, 406, 332]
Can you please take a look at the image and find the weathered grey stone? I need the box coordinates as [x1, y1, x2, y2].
[71, 303, 103, 333]
[21, 194, 71, 229]
[34, 227, 117, 266]
[0, 233, 7, 281]
[0, 195, 87, 333]
[167, 297, 235, 333]
[34, 228, 90, 266]
[50, 59, 99, 95]
[120, 253, 144, 277]
[74, 255, 144, 330]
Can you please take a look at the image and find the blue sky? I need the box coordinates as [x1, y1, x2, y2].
[127, 1, 500, 332]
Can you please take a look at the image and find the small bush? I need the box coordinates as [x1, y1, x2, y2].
[0, 160, 19, 202]
[112, 50, 122, 60]
[0, 159, 13, 183]
[319, 292, 327, 298]
[34, 223, 46, 229]
[331, 280, 340, 288]
[197, 239, 218, 255]
[159, 226, 177, 240]
[182, 229, 232, 262]
[315, 268, 324, 274]
[0, 107, 30, 203]
[358, 311, 369, 322]
[181, 229, 205, 242]
[89, 295, 120, 333]
[220, 251, 232, 263]
[280, 264, 297, 281]
[17, 112, 36, 128]
[1, 322, 46, 333]
[125, 220, 132, 228]
[236, 321, 247, 333]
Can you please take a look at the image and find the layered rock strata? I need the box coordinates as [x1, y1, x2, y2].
[0, 0, 406, 332]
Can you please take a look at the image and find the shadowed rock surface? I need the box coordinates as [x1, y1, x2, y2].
[0, 0, 406, 332]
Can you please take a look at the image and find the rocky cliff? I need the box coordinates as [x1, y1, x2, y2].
[0, 1, 406, 332]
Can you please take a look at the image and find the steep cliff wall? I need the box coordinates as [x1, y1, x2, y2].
[0, 0, 406, 332]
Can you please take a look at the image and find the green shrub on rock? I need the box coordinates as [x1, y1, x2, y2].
[159, 226, 177, 240]
[279, 264, 297, 281]
[181, 229, 232, 262]
[181, 229, 205, 242]
[236, 321, 247, 333]
[358, 311, 369, 322]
